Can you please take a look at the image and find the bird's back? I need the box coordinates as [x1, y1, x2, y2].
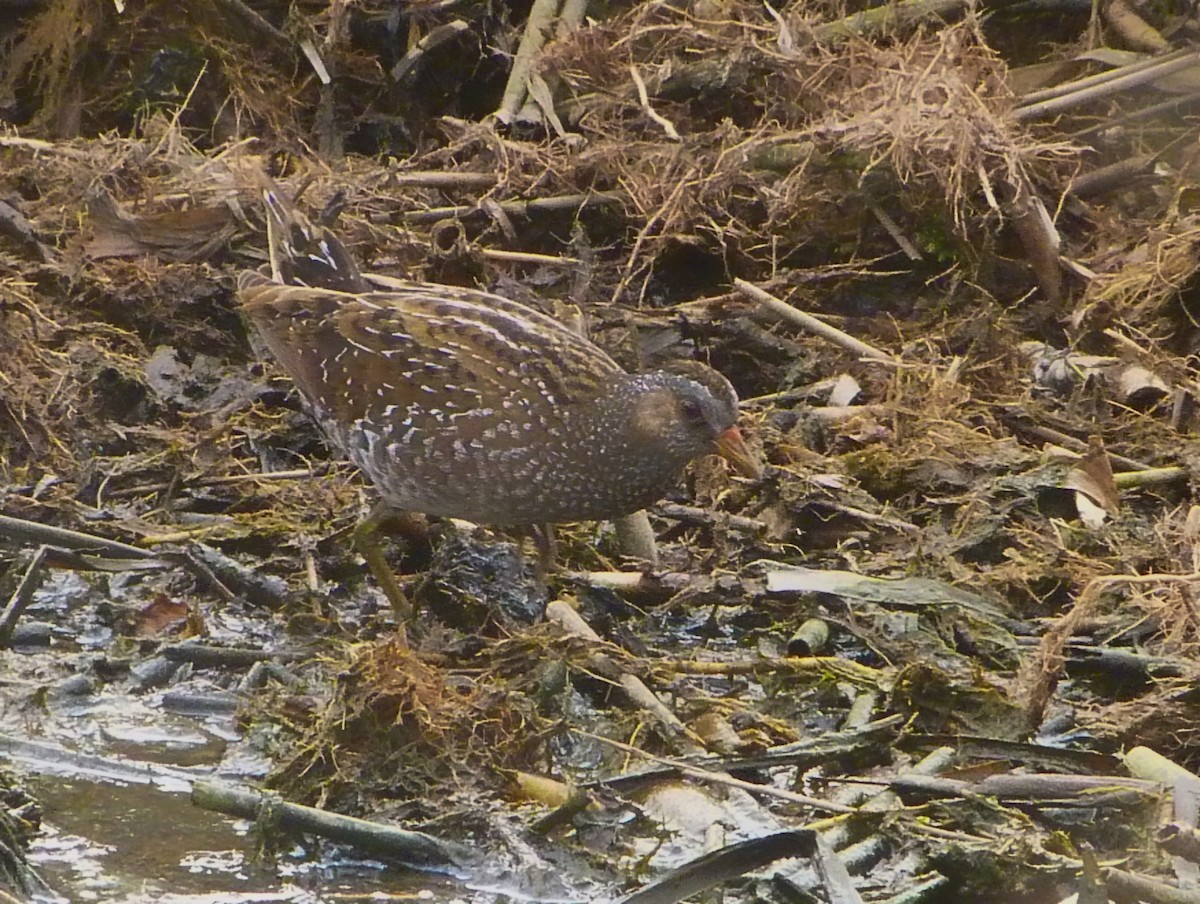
[238, 272, 625, 429]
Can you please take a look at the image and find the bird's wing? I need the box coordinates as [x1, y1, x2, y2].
[237, 272, 625, 430]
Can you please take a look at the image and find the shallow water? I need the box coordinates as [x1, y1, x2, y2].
[20, 758, 479, 903]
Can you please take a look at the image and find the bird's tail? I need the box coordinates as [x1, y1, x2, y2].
[252, 168, 370, 294]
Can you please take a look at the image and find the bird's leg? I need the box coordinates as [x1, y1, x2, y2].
[531, 522, 557, 580]
[614, 510, 659, 567]
[353, 502, 417, 636]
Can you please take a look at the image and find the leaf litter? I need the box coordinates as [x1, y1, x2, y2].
[2, 0, 1200, 901]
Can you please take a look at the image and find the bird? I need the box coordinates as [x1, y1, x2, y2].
[237, 174, 762, 626]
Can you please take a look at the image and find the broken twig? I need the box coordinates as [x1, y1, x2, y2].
[734, 279, 899, 365]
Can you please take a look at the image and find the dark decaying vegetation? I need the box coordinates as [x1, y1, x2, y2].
[4, 0, 1200, 900]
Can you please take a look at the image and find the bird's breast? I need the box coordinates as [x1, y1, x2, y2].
[329, 409, 686, 525]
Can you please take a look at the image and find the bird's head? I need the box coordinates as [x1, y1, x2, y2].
[627, 362, 763, 479]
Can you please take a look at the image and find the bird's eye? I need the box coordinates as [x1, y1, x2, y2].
[680, 397, 705, 422]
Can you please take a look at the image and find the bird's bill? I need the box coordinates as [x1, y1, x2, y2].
[714, 426, 764, 479]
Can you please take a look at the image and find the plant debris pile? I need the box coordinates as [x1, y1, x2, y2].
[4, 0, 1200, 900]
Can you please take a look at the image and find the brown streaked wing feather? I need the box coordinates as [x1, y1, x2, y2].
[237, 276, 626, 430]
[238, 277, 385, 424]
[350, 286, 625, 404]
[355, 280, 626, 400]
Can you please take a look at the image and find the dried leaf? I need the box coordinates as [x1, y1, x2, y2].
[828, 373, 862, 407]
[1062, 435, 1120, 525]
[690, 711, 743, 754]
[86, 192, 237, 262]
[135, 594, 190, 637]
[1117, 364, 1169, 409]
